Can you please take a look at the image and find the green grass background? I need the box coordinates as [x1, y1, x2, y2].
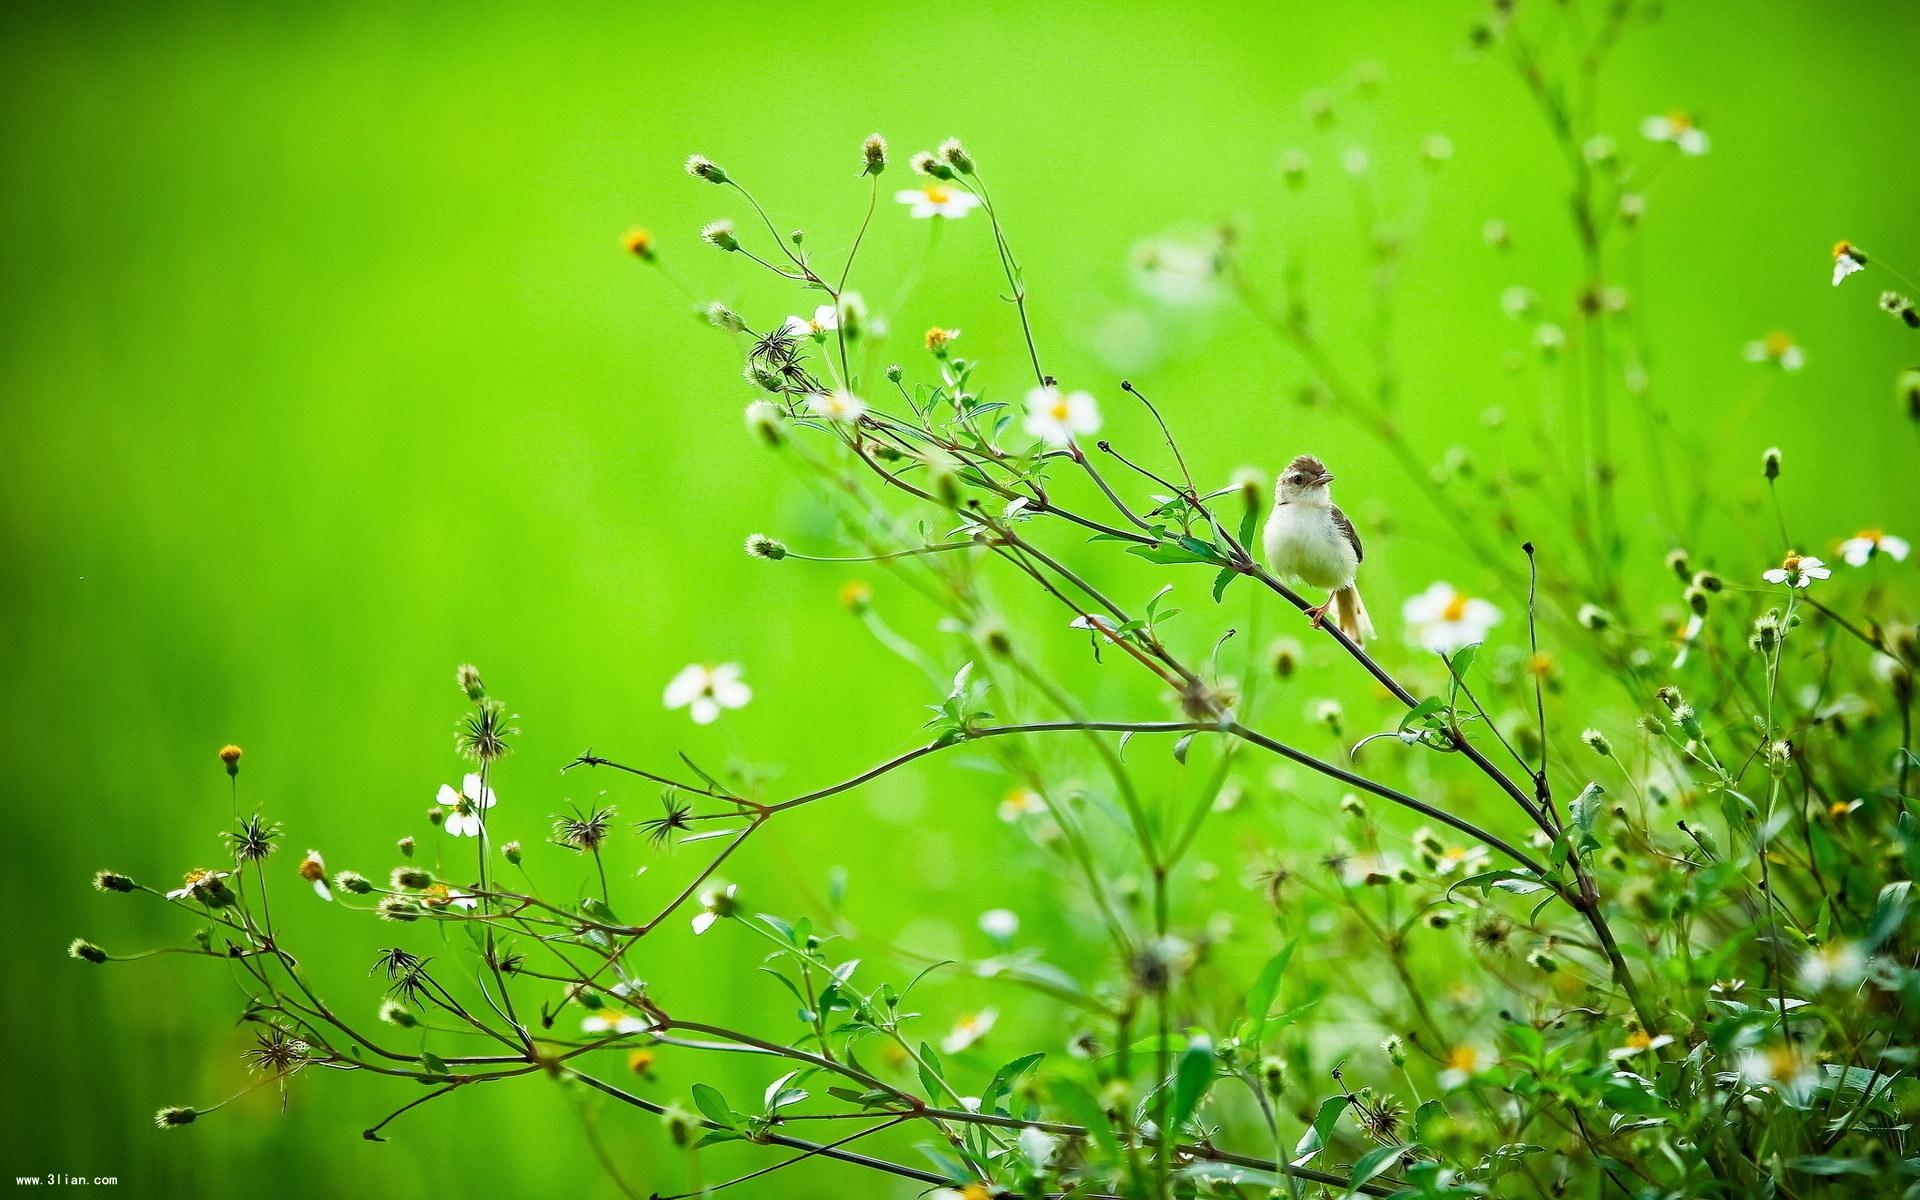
[3, 1, 1917, 1195]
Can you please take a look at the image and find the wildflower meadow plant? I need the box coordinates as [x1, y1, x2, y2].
[80, 5, 1918, 1198]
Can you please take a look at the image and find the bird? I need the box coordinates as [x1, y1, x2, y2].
[1261, 453, 1376, 645]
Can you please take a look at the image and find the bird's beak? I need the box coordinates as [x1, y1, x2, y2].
[1315, 472, 1336, 486]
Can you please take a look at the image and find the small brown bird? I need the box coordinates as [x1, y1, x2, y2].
[1261, 454, 1375, 644]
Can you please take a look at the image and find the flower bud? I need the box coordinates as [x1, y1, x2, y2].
[1526, 949, 1558, 973]
[861, 133, 888, 175]
[938, 137, 974, 174]
[92, 870, 136, 893]
[1260, 1055, 1287, 1095]
[700, 221, 739, 253]
[1270, 638, 1302, 679]
[1762, 447, 1782, 480]
[503, 841, 523, 865]
[1576, 604, 1612, 631]
[397, 835, 416, 858]
[885, 363, 904, 383]
[69, 938, 108, 964]
[218, 744, 243, 776]
[910, 151, 953, 180]
[744, 533, 787, 561]
[1339, 793, 1366, 818]
[1580, 729, 1613, 757]
[1665, 548, 1692, 581]
[456, 663, 486, 700]
[380, 1000, 418, 1028]
[744, 400, 785, 447]
[620, 227, 655, 261]
[1380, 1036, 1406, 1067]
[154, 1106, 198, 1129]
[334, 870, 372, 895]
[1684, 585, 1710, 616]
[1899, 367, 1920, 421]
[684, 155, 728, 185]
[390, 867, 432, 891]
[839, 580, 873, 615]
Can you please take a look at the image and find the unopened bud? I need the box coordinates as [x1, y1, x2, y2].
[684, 155, 728, 185]
[861, 133, 888, 175]
[1762, 447, 1782, 480]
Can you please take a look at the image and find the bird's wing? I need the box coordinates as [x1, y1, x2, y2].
[1331, 504, 1364, 563]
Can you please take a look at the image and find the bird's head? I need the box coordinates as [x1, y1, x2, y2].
[1276, 454, 1336, 505]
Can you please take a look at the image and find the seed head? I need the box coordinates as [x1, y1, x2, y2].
[1580, 729, 1613, 757]
[1576, 604, 1612, 631]
[1762, 446, 1782, 480]
[379, 999, 418, 1028]
[1664, 547, 1692, 580]
[69, 938, 108, 964]
[684, 155, 728, 185]
[92, 870, 136, 893]
[503, 840, 523, 865]
[333, 870, 372, 894]
[861, 133, 888, 175]
[224, 814, 281, 863]
[456, 698, 515, 764]
[705, 302, 745, 333]
[553, 804, 617, 853]
[700, 220, 739, 252]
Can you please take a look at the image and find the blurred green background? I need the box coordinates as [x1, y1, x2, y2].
[4, 1, 1916, 1195]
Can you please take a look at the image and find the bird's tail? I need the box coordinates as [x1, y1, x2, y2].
[1333, 585, 1375, 646]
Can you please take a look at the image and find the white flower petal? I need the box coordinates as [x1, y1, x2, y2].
[664, 664, 709, 709]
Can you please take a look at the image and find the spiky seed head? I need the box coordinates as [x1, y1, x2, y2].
[155, 1106, 198, 1129]
[69, 938, 108, 964]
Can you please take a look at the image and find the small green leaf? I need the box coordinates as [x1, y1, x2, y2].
[1169, 1031, 1216, 1130]
[690, 1083, 735, 1128]
[1244, 940, 1296, 1048]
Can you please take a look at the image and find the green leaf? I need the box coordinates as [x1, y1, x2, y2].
[1211, 566, 1238, 603]
[1169, 1031, 1215, 1130]
[1345, 1143, 1412, 1195]
[1244, 940, 1296, 1048]
[690, 1083, 735, 1128]
[982, 1052, 1045, 1112]
[916, 1041, 945, 1100]
[1292, 1094, 1349, 1165]
[418, 1051, 450, 1078]
[1867, 880, 1911, 949]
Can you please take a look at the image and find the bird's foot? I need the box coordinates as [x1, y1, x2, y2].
[1304, 601, 1330, 630]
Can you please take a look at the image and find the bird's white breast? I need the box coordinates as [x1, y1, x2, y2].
[1263, 503, 1358, 590]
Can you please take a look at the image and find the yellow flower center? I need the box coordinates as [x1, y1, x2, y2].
[1050, 400, 1072, 421]
[1781, 552, 1803, 571]
[1764, 331, 1792, 355]
[1526, 651, 1555, 678]
[923, 184, 951, 205]
[1667, 111, 1692, 131]
[1625, 1030, 1653, 1050]
[1444, 1045, 1480, 1072]
[1829, 800, 1852, 818]
[1441, 592, 1470, 622]
[1858, 528, 1882, 542]
[1833, 240, 1855, 260]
